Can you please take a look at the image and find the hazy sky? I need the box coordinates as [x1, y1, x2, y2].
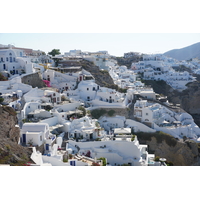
[0, 33, 199, 57]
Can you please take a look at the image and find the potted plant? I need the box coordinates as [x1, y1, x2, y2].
[27, 139, 33, 147]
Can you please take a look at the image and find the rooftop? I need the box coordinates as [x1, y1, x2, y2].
[114, 128, 131, 134]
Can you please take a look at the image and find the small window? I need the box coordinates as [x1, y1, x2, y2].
[53, 93, 56, 96]
[146, 113, 148, 115]
[87, 88, 89, 91]
[40, 136, 42, 141]
[6, 57, 8, 61]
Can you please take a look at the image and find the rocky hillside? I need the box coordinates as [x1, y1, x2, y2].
[115, 55, 143, 68]
[164, 42, 200, 61]
[80, 59, 114, 87]
[136, 131, 200, 166]
[0, 106, 32, 165]
[143, 80, 200, 127]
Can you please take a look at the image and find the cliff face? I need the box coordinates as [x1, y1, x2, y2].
[0, 106, 20, 143]
[139, 137, 200, 166]
[143, 80, 200, 127]
[115, 55, 143, 68]
[80, 59, 115, 87]
[0, 106, 32, 165]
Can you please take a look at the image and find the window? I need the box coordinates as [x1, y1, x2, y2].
[87, 88, 89, 91]
[53, 93, 56, 96]
[146, 113, 148, 115]
[1, 57, 3, 62]
[6, 57, 8, 61]
[40, 136, 42, 141]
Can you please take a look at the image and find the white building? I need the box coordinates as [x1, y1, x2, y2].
[43, 69, 81, 92]
[68, 136, 155, 166]
[98, 116, 126, 131]
[0, 46, 45, 76]
[69, 116, 105, 140]
[0, 47, 24, 75]
[20, 123, 55, 148]
[23, 87, 61, 104]
[134, 99, 200, 140]
[131, 54, 195, 90]
[77, 80, 99, 101]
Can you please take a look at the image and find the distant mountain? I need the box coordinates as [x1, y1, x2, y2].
[164, 42, 200, 61]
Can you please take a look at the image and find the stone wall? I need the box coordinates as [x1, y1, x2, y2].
[21, 72, 46, 88]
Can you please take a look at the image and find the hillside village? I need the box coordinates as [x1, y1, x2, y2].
[1, 44, 200, 166]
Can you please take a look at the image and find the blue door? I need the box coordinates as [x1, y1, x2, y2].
[22, 134, 26, 143]
[46, 144, 49, 151]
[70, 161, 76, 166]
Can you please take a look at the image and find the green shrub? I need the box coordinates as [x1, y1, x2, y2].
[0, 97, 4, 103]
[131, 135, 136, 141]
[78, 106, 86, 116]
[91, 109, 107, 119]
[107, 110, 115, 116]
[98, 157, 107, 166]
[135, 131, 177, 147]
[154, 156, 160, 161]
